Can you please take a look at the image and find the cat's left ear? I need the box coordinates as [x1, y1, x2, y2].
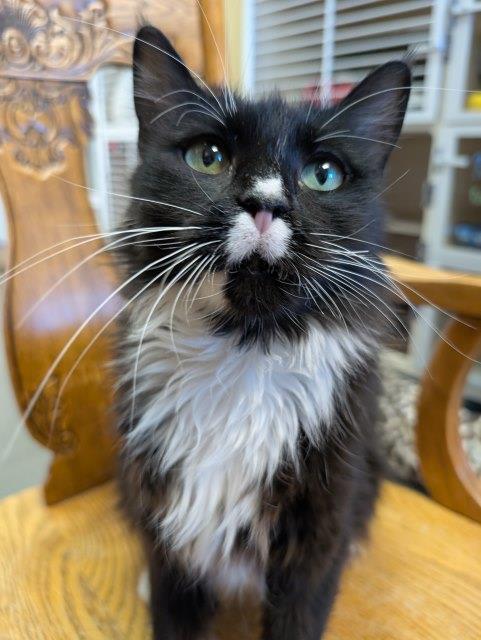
[325, 61, 411, 169]
[133, 25, 202, 153]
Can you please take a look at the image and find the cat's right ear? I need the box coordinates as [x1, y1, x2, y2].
[133, 26, 200, 152]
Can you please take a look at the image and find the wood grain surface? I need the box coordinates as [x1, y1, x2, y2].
[385, 255, 481, 318]
[417, 317, 481, 523]
[1, 481, 480, 639]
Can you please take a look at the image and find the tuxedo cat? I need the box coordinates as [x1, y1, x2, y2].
[115, 26, 410, 639]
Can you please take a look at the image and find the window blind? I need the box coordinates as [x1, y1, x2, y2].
[253, 0, 448, 117]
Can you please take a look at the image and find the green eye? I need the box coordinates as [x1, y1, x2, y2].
[184, 141, 228, 175]
[300, 159, 344, 191]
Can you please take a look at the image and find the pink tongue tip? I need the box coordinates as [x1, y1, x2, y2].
[254, 209, 273, 234]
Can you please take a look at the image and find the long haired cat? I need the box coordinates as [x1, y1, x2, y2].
[116, 26, 410, 639]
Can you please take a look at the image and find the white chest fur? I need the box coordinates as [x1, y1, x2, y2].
[125, 295, 369, 584]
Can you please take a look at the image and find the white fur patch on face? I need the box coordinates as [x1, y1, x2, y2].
[262, 217, 292, 262]
[225, 212, 259, 264]
[251, 174, 284, 201]
[124, 302, 372, 591]
[226, 211, 292, 265]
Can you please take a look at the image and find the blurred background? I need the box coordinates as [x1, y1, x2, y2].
[1, 0, 481, 497]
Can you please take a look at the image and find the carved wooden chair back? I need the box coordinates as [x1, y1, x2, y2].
[0, 0, 225, 503]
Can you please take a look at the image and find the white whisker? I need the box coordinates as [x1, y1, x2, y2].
[186, 253, 219, 312]
[128, 241, 221, 430]
[17, 230, 162, 326]
[176, 108, 227, 128]
[372, 169, 410, 201]
[0, 226, 201, 289]
[150, 101, 218, 125]
[49, 245, 210, 436]
[316, 133, 400, 149]
[326, 255, 481, 366]
[2, 244, 208, 463]
[320, 84, 411, 130]
[145, 88, 224, 120]
[55, 177, 206, 217]
[192, 0, 237, 116]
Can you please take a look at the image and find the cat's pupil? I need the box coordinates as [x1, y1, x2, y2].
[316, 162, 331, 185]
[202, 144, 221, 167]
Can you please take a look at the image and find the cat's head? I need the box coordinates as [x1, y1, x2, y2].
[122, 26, 410, 345]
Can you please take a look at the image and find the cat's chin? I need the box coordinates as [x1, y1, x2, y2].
[227, 255, 278, 278]
[222, 257, 294, 319]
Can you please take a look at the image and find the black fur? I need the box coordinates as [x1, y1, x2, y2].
[116, 25, 411, 640]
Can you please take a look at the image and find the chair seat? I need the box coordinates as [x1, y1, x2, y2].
[0, 481, 480, 639]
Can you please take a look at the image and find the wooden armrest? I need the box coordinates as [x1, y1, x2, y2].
[383, 255, 481, 523]
[384, 255, 481, 318]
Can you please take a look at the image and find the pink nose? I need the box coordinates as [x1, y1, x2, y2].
[253, 209, 273, 234]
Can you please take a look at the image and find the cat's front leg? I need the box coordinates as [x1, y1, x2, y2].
[262, 546, 347, 640]
[147, 543, 218, 640]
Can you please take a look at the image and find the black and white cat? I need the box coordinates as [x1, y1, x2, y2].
[116, 26, 410, 640]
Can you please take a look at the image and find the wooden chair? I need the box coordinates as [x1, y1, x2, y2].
[0, 2, 481, 637]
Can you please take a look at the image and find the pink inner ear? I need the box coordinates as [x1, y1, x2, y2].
[254, 210, 273, 234]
